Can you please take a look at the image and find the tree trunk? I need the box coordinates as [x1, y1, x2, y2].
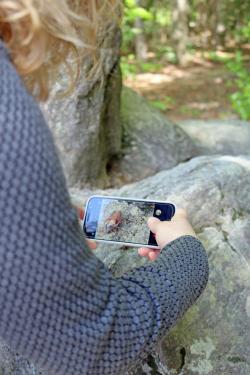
[195, 0, 226, 49]
[172, 0, 189, 66]
[207, 0, 225, 48]
[134, 0, 148, 61]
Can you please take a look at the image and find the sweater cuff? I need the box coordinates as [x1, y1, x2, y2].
[157, 234, 209, 316]
[161, 235, 202, 252]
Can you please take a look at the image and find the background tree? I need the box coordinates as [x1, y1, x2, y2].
[171, 0, 189, 66]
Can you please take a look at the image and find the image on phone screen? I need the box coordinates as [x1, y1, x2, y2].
[83, 197, 175, 247]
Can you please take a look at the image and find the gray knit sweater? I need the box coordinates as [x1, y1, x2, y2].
[0, 41, 209, 375]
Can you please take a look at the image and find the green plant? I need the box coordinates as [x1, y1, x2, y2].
[124, 0, 153, 22]
[179, 105, 203, 117]
[120, 56, 138, 79]
[156, 46, 177, 64]
[150, 96, 176, 111]
[140, 62, 162, 73]
[239, 20, 250, 41]
[207, 51, 233, 63]
[122, 0, 153, 52]
[227, 52, 250, 120]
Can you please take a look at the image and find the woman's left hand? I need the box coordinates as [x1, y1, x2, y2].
[138, 247, 160, 261]
[73, 205, 97, 250]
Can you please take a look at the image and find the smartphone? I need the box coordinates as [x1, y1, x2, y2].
[83, 195, 176, 249]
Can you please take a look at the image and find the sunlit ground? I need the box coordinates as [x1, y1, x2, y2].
[123, 50, 242, 122]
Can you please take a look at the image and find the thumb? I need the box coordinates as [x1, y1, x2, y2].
[147, 217, 160, 233]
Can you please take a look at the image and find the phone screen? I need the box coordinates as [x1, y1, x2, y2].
[83, 197, 175, 247]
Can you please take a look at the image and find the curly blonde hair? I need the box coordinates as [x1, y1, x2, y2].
[0, 0, 122, 100]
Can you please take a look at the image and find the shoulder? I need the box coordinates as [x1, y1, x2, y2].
[0, 40, 46, 140]
[0, 40, 32, 103]
[0, 40, 56, 179]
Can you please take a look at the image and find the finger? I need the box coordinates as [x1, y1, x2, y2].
[148, 250, 160, 261]
[138, 247, 159, 259]
[147, 217, 161, 232]
[87, 239, 97, 250]
[148, 252, 157, 261]
[73, 205, 85, 220]
[138, 247, 150, 257]
[78, 207, 84, 221]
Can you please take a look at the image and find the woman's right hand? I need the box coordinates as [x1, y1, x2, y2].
[138, 208, 197, 261]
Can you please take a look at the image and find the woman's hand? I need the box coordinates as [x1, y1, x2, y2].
[138, 208, 197, 261]
[86, 238, 97, 250]
[73, 204, 97, 250]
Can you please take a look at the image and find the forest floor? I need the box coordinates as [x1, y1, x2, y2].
[124, 54, 240, 123]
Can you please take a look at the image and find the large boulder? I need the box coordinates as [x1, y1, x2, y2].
[108, 87, 197, 186]
[0, 341, 40, 375]
[42, 26, 122, 189]
[1, 155, 250, 374]
[76, 155, 250, 374]
[178, 119, 250, 156]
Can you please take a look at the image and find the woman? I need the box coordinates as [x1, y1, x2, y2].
[0, 1, 209, 374]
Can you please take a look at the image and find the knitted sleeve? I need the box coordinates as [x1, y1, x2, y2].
[0, 47, 209, 375]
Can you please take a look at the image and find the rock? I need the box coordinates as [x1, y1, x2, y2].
[178, 119, 250, 156]
[0, 341, 41, 375]
[74, 155, 250, 374]
[70, 187, 116, 211]
[2, 155, 250, 374]
[109, 87, 197, 185]
[42, 26, 122, 189]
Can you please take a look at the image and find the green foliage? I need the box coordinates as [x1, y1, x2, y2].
[155, 8, 171, 27]
[122, 0, 172, 55]
[121, 60, 137, 79]
[122, 0, 153, 51]
[121, 0, 250, 121]
[122, 0, 250, 57]
[227, 52, 250, 120]
[121, 56, 162, 79]
[150, 100, 168, 111]
[207, 51, 233, 63]
[179, 105, 203, 117]
[226, 3, 250, 120]
[150, 96, 176, 112]
[124, 0, 153, 22]
[155, 46, 177, 64]
[240, 20, 250, 43]
[140, 62, 162, 73]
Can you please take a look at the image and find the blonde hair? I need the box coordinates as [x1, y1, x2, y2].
[0, 0, 122, 100]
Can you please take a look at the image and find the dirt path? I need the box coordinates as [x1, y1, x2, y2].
[124, 57, 239, 122]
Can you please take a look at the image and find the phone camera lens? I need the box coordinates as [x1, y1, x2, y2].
[155, 209, 162, 216]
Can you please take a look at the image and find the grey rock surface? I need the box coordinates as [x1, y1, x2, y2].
[178, 119, 250, 156]
[109, 87, 197, 185]
[0, 341, 40, 375]
[75, 155, 250, 374]
[1, 155, 250, 374]
[42, 26, 122, 189]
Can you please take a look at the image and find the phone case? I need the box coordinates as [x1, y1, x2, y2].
[82, 195, 176, 249]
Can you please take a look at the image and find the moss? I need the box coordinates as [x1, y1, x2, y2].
[232, 209, 245, 222]
[227, 355, 248, 364]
